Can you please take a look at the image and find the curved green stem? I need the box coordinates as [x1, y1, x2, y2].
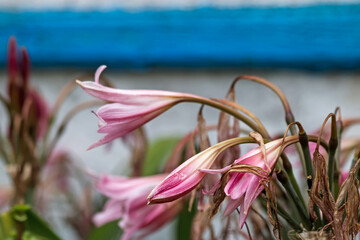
[280, 153, 305, 204]
[277, 168, 311, 230]
[260, 193, 303, 233]
[276, 201, 303, 231]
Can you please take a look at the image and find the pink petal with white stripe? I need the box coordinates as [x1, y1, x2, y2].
[77, 65, 200, 149]
[148, 138, 246, 204]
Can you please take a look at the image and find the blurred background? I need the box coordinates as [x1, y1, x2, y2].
[1, 0, 360, 239]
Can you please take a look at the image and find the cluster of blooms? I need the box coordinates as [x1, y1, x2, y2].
[78, 65, 360, 240]
[2, 37, 360, 240]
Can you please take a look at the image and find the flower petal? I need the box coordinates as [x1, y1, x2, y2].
[93, 199, 124, 226]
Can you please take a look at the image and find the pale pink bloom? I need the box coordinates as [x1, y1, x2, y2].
[225, 139, 282, 198]
[147, 138, 248, 204]
[203, 139, 283, 228]
[40, 150, 70, 192]
[93, 173, 182, 240]
[307, 126, 330, 161]
[77, 65, 199, 149]
[339, 138, 360, 166]
[34, 150, 74, 213]
[308, 141, 328, 159]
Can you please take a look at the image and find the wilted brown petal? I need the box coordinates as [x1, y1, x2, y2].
[191, 204, 213, 240]
[262, 181, 281, 240]
[309, 149, 337, 238]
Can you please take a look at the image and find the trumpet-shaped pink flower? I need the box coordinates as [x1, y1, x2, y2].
[223, 139, 282, 228]
[93, 173, 182, 240]
[77, 65, 199, 149]
[147, 138, 248, 204]
[225, 139, 282, 199]
[201, 139, 283, 228]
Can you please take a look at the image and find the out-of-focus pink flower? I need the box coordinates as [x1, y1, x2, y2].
[339, 170, 349, 186]
[147, 138, 250, 204]
[34, 150, 72, 212]
[77, 65, 199, 149]
[308, 141, 328, 160]
[307, 126, 330, 160]
[42, 150, 70, 190]
[93, 173, 182, 240]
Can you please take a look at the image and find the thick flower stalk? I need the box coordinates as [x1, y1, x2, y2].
[77, 65, 199, 149]
[93, 173, 182, 240]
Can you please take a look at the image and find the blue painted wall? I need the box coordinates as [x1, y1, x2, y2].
[2, 4, 360, 69]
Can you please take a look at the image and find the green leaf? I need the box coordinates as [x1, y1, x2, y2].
[22, 230, 50, 240]
[176, 201, 197, 240]
[142, 136, 180, 176]
[0, 211, 16, 240]
[87, 220, 122, 240]
[22, 207, 62, 240]
[0, 204, 62, 240]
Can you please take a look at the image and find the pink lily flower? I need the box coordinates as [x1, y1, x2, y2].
[93, 173, 182, 240]
[224, 139, 282, 199]
[147, 138, 251, 204]
[222, 139, 282, 228]
[199, 139, 282, 228]
[76, 65, 199, 149]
